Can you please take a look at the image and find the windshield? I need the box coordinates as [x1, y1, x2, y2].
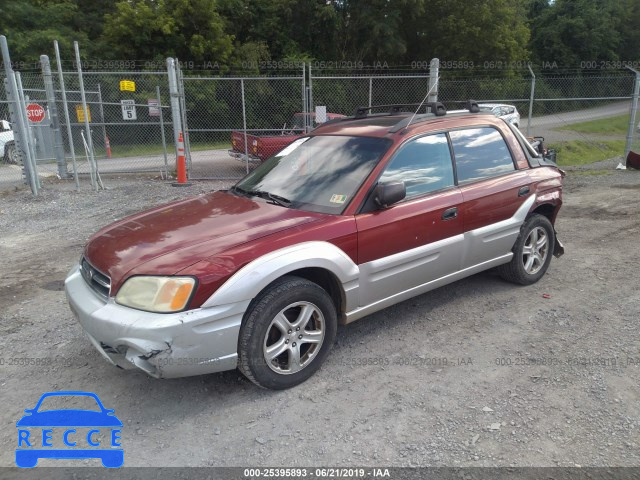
[234, 135, 392, 214]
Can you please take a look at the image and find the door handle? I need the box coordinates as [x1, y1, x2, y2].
[441, 207, 458, 220]
[518, 186, 530, 197]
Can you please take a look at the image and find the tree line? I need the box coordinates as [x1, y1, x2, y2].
[1, 0, 638, 69]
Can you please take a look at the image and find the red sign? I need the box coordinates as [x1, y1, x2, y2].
[26, 103, 45, 123]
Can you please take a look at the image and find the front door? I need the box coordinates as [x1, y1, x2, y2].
[356, 133, 464, 307]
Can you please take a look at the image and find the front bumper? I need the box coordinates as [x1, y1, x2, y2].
[228, 149, 261, 163]
[65, 264, 249, 378]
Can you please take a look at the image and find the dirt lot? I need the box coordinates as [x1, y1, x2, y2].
[0, 161, 639, 469]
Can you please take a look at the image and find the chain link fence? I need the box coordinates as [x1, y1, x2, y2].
[439, 68, 637, 167]
[183, 67, 306, 179]
[309, 68, 431, 115]
[2, 41, 640, 193]
[58, 71, 173, 176]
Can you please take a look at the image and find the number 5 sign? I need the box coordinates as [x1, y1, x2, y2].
[121, 99, 137, 121]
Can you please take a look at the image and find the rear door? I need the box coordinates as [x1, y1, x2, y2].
[356, 133, 464, 306]
[449, 126, 532, 268]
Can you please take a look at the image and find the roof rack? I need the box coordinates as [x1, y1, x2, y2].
[448, 99, 481, 113]
[388, 99, 485, 133]
[354, 102, 447, 119]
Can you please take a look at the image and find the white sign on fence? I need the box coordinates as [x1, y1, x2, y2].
[315, 105, 327, 124]
[121, 99, 137, 120]
[148, 99, 160, 117]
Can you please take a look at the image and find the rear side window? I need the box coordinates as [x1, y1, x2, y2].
[450, 127, 515, 183]
[379, 133, 454, 199]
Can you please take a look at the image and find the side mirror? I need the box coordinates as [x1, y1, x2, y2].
[0, 120, 10, 131]
[373, 181, 406, 208]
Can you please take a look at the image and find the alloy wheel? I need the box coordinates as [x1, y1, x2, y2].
[522, 226, 548, 275]
[262, 301, 325, 375]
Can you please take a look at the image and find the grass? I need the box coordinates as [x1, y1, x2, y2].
[548, 139, 626, 166]
[104, 141, 231, 159]
[557, 114, 631, 135]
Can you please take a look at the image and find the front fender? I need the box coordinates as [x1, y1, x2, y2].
[201, 241, 360, 310]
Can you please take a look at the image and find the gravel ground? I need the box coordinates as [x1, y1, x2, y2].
[0, 165, 639, 469]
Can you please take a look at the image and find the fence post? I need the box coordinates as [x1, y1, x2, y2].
[527, 64, 536, 137]
[308, 63, 314, 133]
[40, 54, 68, 178]
[74, 41, 99, 190]
[156, 85, 169, 175]
[428, 58, 439, 105]
[15, 73, 41, 189]
[54, 40, 79, 188]
[166, 58, 183, 171]
[624, 67, 640, 159]
[369, 77, 373, 108]
[240, 78, 249, 174]
[97, 84, 108, 159]
[1, 35, 38, 194]
[301, 63, 307, 130]
[175, 62, 192, 175]
[4, 76, 38, 194]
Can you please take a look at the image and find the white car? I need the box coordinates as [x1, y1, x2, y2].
[0, 120, 18, 164]
[479, 103, 521, 128]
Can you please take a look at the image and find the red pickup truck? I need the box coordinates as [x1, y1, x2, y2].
[229, 112, 345, 162]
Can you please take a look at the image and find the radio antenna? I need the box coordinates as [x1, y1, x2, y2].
[406, 77, 440, 129]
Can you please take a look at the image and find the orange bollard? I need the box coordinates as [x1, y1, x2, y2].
[105, 136, 112, 158]
[172, 131, 191, 186]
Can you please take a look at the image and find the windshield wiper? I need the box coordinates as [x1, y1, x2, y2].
[231, 185, 251, 196]
[248, 190, 292, 207]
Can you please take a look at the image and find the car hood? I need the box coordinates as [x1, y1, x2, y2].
[16, 410, 123, 427]
[84, 190, 324, 292]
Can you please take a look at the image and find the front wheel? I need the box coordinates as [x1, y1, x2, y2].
[498, 214, 554, 285]
[238, 276, 337, 389]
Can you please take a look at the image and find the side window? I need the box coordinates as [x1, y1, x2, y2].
[450, 127, 515, 183]
[379, 133, 454, 199]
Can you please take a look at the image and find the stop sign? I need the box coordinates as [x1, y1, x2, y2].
[26, 103, 45, 123]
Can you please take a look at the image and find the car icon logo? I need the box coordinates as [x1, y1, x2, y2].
[15, 391, 123, 468]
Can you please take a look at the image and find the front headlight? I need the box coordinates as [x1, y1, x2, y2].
[115, 276, 196, 313]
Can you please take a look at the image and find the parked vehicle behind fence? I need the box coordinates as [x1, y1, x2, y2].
[228, 112, 345, 163]
[0, 120, 17, 164]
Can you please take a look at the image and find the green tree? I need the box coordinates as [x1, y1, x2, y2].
[101, 0, 234, 64]
[0, 0, 89, 65]
[331, 0, 412, 62]
[401, 0, 530, 64]
[528, 0, 624, 66]
[618, 0, 640, 61]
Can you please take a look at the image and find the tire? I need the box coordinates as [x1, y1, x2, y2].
[498, 214, 555, 285]
[3, 142, 19, 165]
[238, 275, 337, 389]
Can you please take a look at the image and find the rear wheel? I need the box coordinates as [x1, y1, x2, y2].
[498, 214, 554, 285]
[238, 276, 337, 389]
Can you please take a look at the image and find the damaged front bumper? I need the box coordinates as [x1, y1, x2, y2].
[65, 264, 248, 378]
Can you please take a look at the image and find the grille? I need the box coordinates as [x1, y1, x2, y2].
[80, 257, 111, 300]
